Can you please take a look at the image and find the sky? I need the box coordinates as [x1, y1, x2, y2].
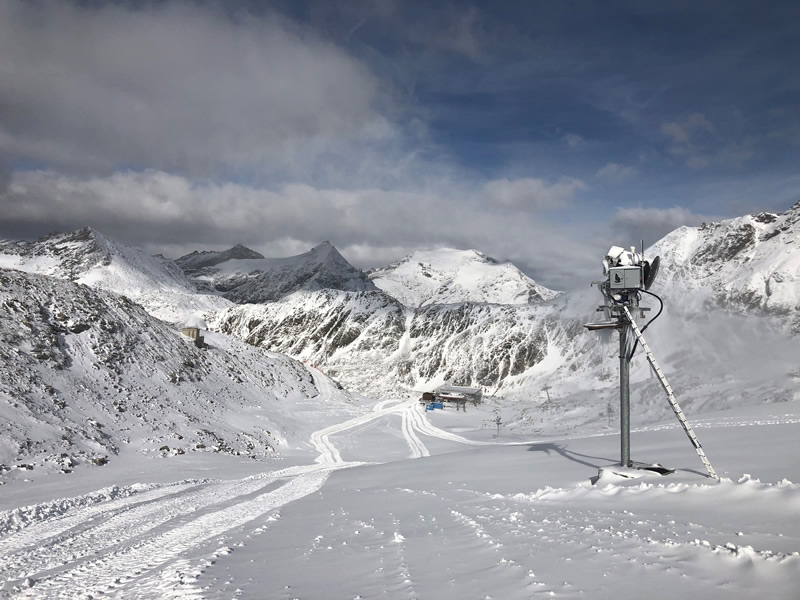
[1, 0, 799, 290]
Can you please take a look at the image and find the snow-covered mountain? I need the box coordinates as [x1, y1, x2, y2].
[1, 214, 798, 599]
[647, 201, 800, 332]
[0, 227, 230, 325]
[175, 241, 378, 304]
[173, 243, 266, 272]
[1, 200, 798, 454]
[206, 248, 566, 397]
[207, 286, 595, 400]
[209, 201, 800, 431]
[368, 247, 559, 307]
[0, 267, 352, 475]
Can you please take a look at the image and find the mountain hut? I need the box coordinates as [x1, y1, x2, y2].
[434, 385, 482, 405]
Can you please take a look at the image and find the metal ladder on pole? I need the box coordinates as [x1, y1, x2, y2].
[621, 306, 719, 480]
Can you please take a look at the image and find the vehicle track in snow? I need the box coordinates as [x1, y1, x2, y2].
[1, 370, 362, 599]
[1, 370, 504, 598]
[10, 469, 333, 599]
[309, 397, 418, 464]
[311, 396, 498, 463]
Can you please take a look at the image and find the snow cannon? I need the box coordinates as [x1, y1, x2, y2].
[602, 246, 660, 298]
[586, 244, 718, 480]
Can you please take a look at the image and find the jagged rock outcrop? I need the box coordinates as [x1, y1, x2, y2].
[207, 288, 586, 397]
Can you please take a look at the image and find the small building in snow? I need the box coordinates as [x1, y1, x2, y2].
[434, 384, 482, 405]
[181, 327, 205, 349]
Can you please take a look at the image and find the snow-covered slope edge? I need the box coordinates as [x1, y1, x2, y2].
[0, 227, 231, 324]
[369, 247, 558, 307]
[0, 268, 352, 477]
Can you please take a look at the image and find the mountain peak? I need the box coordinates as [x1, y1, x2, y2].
[0, 226, 227, 323]
[309, 240, 334, 257]
[369, 247, 558, 307]
[175, 244, 264, 273]
[224, 244, 264, 260]
[176, 241, 376, 303]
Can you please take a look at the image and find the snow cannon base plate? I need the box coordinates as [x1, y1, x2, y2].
[594, 463, 675, 485]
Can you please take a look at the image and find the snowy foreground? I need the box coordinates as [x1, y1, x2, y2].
[1, 385, 799, 599]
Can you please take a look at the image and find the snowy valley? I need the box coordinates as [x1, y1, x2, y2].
[0, 202, 799, 598]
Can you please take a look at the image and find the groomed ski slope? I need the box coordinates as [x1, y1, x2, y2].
[0, 369, 500, 599]
[1, 378, 799, 599]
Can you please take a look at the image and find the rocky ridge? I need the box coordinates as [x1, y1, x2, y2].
[207, 289, 590, 398]
[175, 243, 266, 273]
[176, 241, 378, 304]
[648, 199, 800, 332]
[0, 267, 350, 475]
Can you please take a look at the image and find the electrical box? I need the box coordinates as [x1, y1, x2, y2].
[609, 266, 641, 290]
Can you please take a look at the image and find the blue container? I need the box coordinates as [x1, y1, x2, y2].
[432, 402, 444, 409]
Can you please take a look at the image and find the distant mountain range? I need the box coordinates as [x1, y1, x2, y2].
[175, 241, 378, 304]
[0, 200, 798, 472]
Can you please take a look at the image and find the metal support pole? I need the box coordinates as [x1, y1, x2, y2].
[619, 322, 631, 467]
[621, 306, 719, 479]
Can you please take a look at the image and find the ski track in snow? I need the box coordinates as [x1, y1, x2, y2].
[0, 463, 347, 599]
[1, 368, 492, 599]
[309, 397, 483, 463]
[310, 363, 494, 464]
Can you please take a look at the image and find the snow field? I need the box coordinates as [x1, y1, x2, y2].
[1, 397, 799, 598]
[0, 372, 497, 598]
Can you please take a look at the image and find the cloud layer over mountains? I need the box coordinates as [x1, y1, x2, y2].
[2, 1, 799, 290]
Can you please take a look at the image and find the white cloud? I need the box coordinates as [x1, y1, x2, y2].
[482, 177, 587, 211]
[0, 169, 599, 290]
[0, 1, 401, 182]
[611, 206, 716, 247]
[596, 162, 637, 182]
[562, 133, 585, 148]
